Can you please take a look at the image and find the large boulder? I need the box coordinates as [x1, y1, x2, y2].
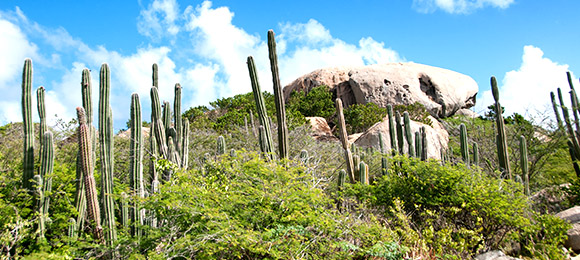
[305, 117, 334, 138]
[556, 206, 580, 251]
[352, 116, 448, 160]
[283, 62, 478, 118]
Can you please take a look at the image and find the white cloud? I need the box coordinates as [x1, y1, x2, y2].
[0, 19, 39, 91]
[0, 1, 404, 128]
[474, 45, 572, 120]
[138, 0, 181, 40]
[413, 0, 514, 14]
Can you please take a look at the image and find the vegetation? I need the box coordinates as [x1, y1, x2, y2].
[1, 31, 579, 259]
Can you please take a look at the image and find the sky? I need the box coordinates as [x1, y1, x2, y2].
[0, 0, 578, 129]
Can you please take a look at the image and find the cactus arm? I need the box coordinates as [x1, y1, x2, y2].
[22, 59, 35, 190]
[403, 112, 415, 156]
[247, 56, 275, 160]
[268, 30, 289, 160]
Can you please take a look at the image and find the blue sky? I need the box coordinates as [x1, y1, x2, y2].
[0, 0, 578, 129]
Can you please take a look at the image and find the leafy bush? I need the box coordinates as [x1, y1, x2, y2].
[342, 156, 569, 258]
[286, 85, 335, 119]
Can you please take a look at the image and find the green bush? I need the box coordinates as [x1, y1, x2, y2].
[286, 85, 335, 119]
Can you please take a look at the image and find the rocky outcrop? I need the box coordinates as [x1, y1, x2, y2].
[283, 62, 478, 118]
[556, 206, 580, 252]
[117, 127, 150, 139]
[475, 250, 522, 260]
[305, 117, 333, 138]
[352, 116, 448, 160]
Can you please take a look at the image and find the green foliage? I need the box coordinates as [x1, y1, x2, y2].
[286, 85, 335, 119]
[342, 103, 388, 133]
[342, 156, 568, 258]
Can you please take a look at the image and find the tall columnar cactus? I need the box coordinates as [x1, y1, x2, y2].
[519, 135, 530, 196]
[378, 132, 385, 154]
[403, 112, 415, 156]
[77, 107, 103, 241]
[571, 89, 580, 131]
[335, 98, 356, 183]
[22, 58, 35, 190]
[387, 105, 397, 155]
[34, 174, 45, 237]
[181, 120, 189, 169]
[152, 63, 159, 89]
[39, 132, 54, 220]
[247, 56, 275, 160]
[421, 126, 428, 161]
[268, 30, 289, 160]
[395, 111, 405, 155]
[151, 87, 169, 159]
[75, 68, 94, 231]
[68, 218, 77, 240]
[258, 125, 268, 159]
[550, 92, 563, 128]
[162, 101, 171, 140]
[473, 142, 480, 167]
[98, 63, 117, 244]
[120, 192, 129, 229]
[37, 86, 47, 149]
[381, 157, 388, 175]
[415, 131, 421, 159]
[129, 93, 144, 237]
[491, 76, 511, 179]
[174, 84, 185, 167]
[459, 123, 469, 166]
[567, 140, 580, 177]
[217, 135, 226, 155]
[358, 161, 368, 185]
[558, 85, 580, 175]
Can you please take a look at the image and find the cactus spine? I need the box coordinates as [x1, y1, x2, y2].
[491, 76, 511, 179]
[247, 56, 275, 160]
[335, 98, 356, 183]
[217, 135, 226, 155]
[403, 112, 415, 156]
[98, 64, 117, 244]
[519, 135, 530, 196]
[459, 124, 469, 166]
[22, 59, 34, 190]
[129, 93, 144, 237]
[268, 30, 289, 160]
[77, 107, 103, 241]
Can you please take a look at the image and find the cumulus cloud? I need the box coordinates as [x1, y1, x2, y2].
[0, 1, 403, 129]
[138, 0, 181, 40]
[474, 45, 572, 120]
[413, 0, 514, 14]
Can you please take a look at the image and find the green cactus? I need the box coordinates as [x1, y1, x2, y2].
[550, 91, 563, 129]
[77, 107, 103, 241]
[22, 59, 35, 190]
[163, 101, 171, 139]
[491, 76, 511, 179]
[519, 135, 530, 196]
[174, 84, 182, 158]
[268, 30, 289, 160]
[151, 87, 169, 160]
[381, 157, 388, 175]
[39, 132, 54, 220]
[181, 120, 189, 170]
[217, 135, 226, 155]
[34, 174, 45, 237]
[421, 126, 428, 161]
[459, 123, 469, 167]
[567, 140, 580, 177]
[247, 56, 275, 160]
[395, 111, 405, 155]
[258, 126, 268, 160]
[120, 192, 129, 229]
[403, 112, 415, 156]
[152, 63, 158, 89]
[98, 64, 116, 244]
[473, 142, 479, 167]
[68, 218, 77, 240]
[335, 98, 356, 183]
[387, 105, 397, 155]
[415, 131, 421, 159]
[378, 132, 385, 154]
[358, 161, 368, 185]
[299, 150, 309, 165]
[353, 154, 360, 181]
[129, 93, 144, 237]
[37, 86, 47, 149]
